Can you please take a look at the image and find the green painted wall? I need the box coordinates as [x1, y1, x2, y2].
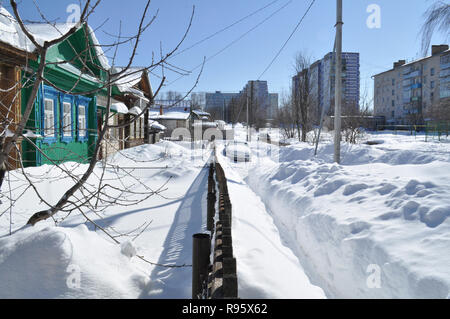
[20, 23, 107, 167]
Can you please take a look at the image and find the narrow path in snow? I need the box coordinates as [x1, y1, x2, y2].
[140, 164, 209, 298]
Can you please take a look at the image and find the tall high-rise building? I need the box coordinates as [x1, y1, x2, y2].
[204, 82, 279, 123]
[293, 52, 360, 121]
[373, 45, 449, 125]
[241, 80, 278, 122]
[205, 91, 241, 122]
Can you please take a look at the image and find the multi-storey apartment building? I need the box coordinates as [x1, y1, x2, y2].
[293, 52, 360, 122]
[205, 81, 279, 123]
[373, 45, 450, 124]
[240, 80, 279, 124]
[205, 91, 240, 122]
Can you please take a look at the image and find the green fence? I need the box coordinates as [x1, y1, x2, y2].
[376, 123, 450, 142]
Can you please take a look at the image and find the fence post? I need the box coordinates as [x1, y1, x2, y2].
[192, 233, 211, 299]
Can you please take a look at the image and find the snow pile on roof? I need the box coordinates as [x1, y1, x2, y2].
[110, 102, 129, 114]
[86, 25, 110, 70]
[0, 6, 110, 70]
[128, 106, 142, 116]
[192, 121, 217, 128]
[0, 6, 33, 51]
[0, 224, 148, 298]
[192, 110, 210, 117]
[243, 131, 450, 298]
[24, 22, 77, 46]
[149, 120, 166, 131]
[112, 67, 146, 94]
[149, 107, 190, 120]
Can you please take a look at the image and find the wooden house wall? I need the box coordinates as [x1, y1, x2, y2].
[0, 63, 22, 170]
[21, 84, 98, 167]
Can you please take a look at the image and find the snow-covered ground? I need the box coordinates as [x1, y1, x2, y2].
[0, 141, 211, 298]
[226, 128, 450, 298]
[1, 128, 449, 299]
[215, 151, 325, 299]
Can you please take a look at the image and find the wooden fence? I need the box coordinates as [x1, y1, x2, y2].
[192, 154, 238, 299]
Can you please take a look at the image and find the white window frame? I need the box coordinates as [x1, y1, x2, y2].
[62, 101, 72, 137]
[44, 98, 55, 137]
[78, 105, 87, 138]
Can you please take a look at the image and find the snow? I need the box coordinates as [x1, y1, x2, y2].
[215, 152, 325, 298]
[0, 6, 34, 52]
[0, 141, 210, 299]
[112, 67, 146, 95]
[192, 121, 217, 128]
[192, 110, 211, 117]
[148, 120, 166, 131]
[128, 106, 142, 116]
[233, 130, 450, 298]
[24, 23, 78, 47]
[0, 6, 110, 70]
[149, 107, 191, 120]
[110, 102, 129, 114]
[1, 126, 449, 299]
[0, 224, 148, 298]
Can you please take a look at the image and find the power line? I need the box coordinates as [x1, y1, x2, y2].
[165, 0, 293, 87]
[172, 0, 281, 58]
[257, 0, 316, 80]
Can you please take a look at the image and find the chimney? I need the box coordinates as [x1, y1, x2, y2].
[159, 105, 163, 116]
[432, 44, 449, 55]
[393, 60, 406, 68]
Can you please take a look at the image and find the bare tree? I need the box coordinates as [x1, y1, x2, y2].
[165, 91, 184, 101]
[275, 91, 296, 140]
[421, 1, 450, 55]
[292, 52, 315, 142]
[0, 0, 203, 230]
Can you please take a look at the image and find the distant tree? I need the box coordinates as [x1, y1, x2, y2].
[421, 1, 450, 55]
[292, 52, 316, 142]
[275, 92, 296, 139]
[190, 93, 203, 110]
[165, 91, 183, 101]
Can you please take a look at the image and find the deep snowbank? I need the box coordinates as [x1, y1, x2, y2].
[244, 133, 450, 298]
[0, 225, 147, 298]
[0, 141, 210, 299]
[216, 153, 325, 299]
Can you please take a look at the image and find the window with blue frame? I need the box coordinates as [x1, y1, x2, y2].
[60, 95, 75, 143]
[77, 96, 91, 142]
[41, 85, 59, 143]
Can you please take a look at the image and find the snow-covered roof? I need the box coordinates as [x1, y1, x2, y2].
[112, 67, 147, 95]
[192, 110, 211, 117]
[110, 102, 129, 114]
[193, 122, 217, 128]
[128, 106, 142, 116]
[148, 120, 166, 131]
[149, 107, 191, 120]
[0, 6, 110, 70]
[0, 6, 34, 52]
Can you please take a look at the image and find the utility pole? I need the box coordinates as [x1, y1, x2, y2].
[223, 99, 226, 123]
[334, 0, 343, 164]
[246, 91, 249, 142]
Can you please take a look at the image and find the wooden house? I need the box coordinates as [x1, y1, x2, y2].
[111, 67, 153, 150]
[17, 22, 111, 167]
[0, 7, 37, 169]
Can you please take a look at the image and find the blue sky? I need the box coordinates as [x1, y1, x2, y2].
[2, 0, 448, 101]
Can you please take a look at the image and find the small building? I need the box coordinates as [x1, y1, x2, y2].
[149, 106, 192, 139]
